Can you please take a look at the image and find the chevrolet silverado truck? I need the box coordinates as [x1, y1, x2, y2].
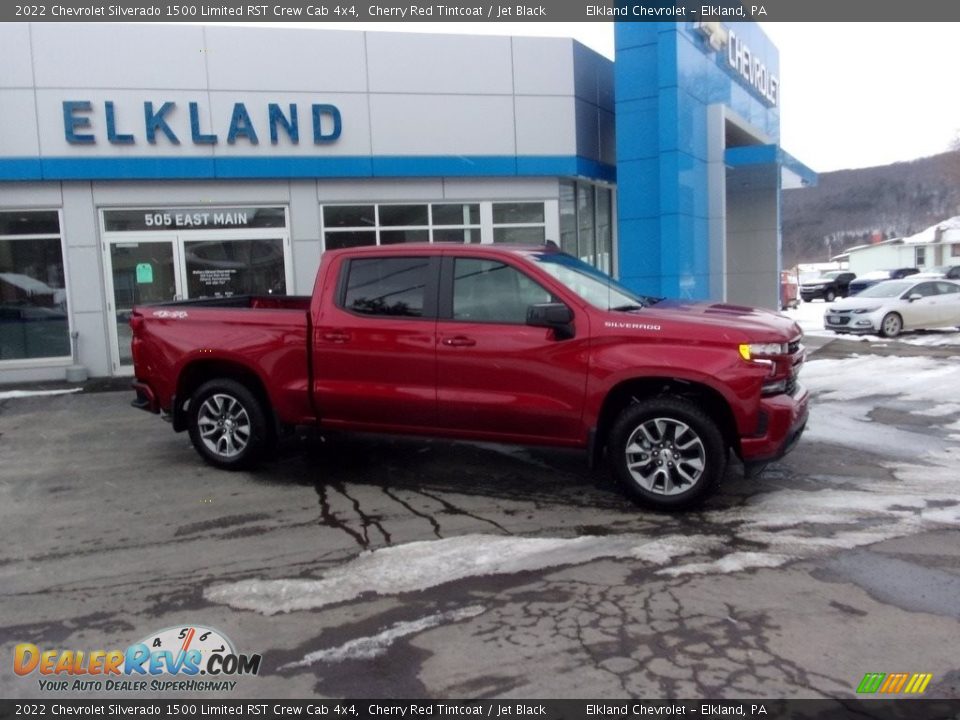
[130, 243, 808, 509]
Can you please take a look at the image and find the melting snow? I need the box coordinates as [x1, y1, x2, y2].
[279, 606, 486, 669]
[207, 535, 661, 614]
[0, 388, 81, 400]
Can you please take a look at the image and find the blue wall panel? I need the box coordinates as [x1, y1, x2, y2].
[614, 21, 782, 300]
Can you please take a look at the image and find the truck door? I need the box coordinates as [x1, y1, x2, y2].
[435, 255, 589, 443]
[312, 255, 439, 430]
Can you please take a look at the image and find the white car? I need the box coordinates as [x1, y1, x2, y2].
[824, 278, 960, 337]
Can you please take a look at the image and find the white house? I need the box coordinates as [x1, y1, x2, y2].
[845, 216, 960, 275]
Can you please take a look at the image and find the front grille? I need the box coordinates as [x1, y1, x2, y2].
[826, 315, 851, 326]
[785, 376, 798, 396]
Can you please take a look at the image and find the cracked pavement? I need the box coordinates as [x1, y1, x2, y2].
[1, 337, 959, 699]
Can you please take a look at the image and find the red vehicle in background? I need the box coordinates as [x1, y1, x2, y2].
[780, 270, 800, 310]
[130, 243, 808, 510]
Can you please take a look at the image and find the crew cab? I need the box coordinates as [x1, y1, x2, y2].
[130, 244, 808, 510]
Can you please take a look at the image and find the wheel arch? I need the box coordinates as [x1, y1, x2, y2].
[173, 359, 275, 434]
[592, 377, 739, 465]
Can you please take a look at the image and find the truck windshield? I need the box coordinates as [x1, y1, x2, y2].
[530, 252, 659, 311]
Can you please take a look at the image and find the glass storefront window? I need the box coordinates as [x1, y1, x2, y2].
[184, 238, 286, 298]
[0, 212, 69, 362]
[558, 181, 615, 275]
[325, 231, 376, 250]
[324, 205, 376, 228]
[380, 230, 430, 245]
[322, 202, 481, 249]
[492, 203, 544, 224]
[493, 226, 546, 244]
[559, 181, 577, 257]
[379, 205, 428, 227]
[432, 204, 480, 226]
[491, 202, 547, 245]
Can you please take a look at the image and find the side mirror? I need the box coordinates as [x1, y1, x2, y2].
[908, 293, 922, 302]
[526, 303, 575, 339]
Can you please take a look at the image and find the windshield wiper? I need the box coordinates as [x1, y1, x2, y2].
[610, 303, 645, 312]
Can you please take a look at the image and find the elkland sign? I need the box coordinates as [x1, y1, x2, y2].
[62, 100, 343, 146]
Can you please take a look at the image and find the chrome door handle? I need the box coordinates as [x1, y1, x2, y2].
[321, 331, 351, 343]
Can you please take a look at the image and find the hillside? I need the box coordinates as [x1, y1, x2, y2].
[782, 150, 960, 267]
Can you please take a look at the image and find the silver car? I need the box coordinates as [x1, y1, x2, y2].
[824, 279, 960, 337]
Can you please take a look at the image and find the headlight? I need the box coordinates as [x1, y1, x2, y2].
[739, 342, 788, 360]
[853, 307, 879, 314]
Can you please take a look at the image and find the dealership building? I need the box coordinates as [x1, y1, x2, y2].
[0, 21, 814, 383]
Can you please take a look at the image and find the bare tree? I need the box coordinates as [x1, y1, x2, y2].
[949, 129, 960, 152]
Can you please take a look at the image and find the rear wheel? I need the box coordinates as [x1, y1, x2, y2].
[825, 289, 836, 302]
[880, 312, 903, 338]
[608, 397, 726, 510]
[188, 379, 268, 470]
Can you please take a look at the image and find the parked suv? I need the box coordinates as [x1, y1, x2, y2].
[847, 268, 919, 295]
[800, 271, 857, 303]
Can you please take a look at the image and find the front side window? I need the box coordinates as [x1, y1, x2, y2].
[452, 258, 553, 324]
[342, 257, 429, 318]
[0, 211, 69, 361]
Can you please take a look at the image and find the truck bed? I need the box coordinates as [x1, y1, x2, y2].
[131, 295, 313, 424]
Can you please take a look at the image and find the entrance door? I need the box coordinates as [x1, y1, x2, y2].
[182, 237, 288, 299]
[104, 235, 184, 373]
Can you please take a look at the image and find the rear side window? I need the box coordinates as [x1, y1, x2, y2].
[342, 257, 429, 317]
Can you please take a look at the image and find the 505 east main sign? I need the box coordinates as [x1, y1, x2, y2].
[62, 100, 343, 146]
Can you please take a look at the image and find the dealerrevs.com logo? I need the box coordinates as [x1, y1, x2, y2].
[14, 625, 261, 693]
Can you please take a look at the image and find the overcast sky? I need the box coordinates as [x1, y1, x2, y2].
[295, 21, 959, 174]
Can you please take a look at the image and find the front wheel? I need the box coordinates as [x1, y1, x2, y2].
[188, 379, 269, 470]
[880, 312, 903, 338]
[608, 397, 726, 510]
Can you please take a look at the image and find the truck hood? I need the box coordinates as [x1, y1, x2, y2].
[607, 300, 802, 341]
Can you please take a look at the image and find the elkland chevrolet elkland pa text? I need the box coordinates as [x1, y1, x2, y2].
[130, 244, 808, 510]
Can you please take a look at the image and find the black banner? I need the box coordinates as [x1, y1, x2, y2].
[5, 0, 960, 22]
[1, 700, 959, 720]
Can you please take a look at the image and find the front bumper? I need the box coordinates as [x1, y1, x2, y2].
[740, 384, 810, 464]
[824, 310, 881, 334]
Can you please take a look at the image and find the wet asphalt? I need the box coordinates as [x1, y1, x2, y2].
[1, 335, 959, 700]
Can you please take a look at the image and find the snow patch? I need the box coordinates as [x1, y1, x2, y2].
[279, 605, 486, 669]
[0, 388, 81, 400]
[207, 535, 656, 614]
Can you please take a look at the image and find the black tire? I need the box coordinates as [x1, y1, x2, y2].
[825, 289, 836, 303]
[608, 397, 726, 510]
[187, 379, 269, 470]
[880, 312, 903, 338]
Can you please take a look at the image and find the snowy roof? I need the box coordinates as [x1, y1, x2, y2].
[902, 215, 960, 245]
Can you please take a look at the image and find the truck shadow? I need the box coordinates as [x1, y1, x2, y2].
[259, 430, 760, 516]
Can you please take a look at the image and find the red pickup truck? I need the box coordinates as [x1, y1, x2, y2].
[130, 243, 808, 509]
